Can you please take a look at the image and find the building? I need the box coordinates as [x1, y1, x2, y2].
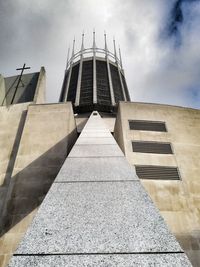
[0, 34, 199, 266]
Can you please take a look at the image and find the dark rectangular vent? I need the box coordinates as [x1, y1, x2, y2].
[135, 165, 180, 180]
[67, 63, 79, 102]
[132, 141, 173, 154]
[96, 60, 111, 106]
[110, 63, 124, 102]
[129, 120, 167, 132]
[80, 61, 93, 105]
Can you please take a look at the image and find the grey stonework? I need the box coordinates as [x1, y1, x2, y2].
[8, 112, 192, 266]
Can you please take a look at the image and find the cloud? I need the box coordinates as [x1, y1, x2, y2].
[0, 0, 200, 108]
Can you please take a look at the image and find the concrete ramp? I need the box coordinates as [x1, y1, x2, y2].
[8, 112, 192, 266]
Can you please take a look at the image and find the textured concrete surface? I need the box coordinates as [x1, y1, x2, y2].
[0, 74, 6, 106]
[14, 182, 182, 254]
[114, 102, 200, 267]
[0, 68, 47, 267]
[8, 253, 192, 267]
[68, 144, 124, 157]
[34, 67, 46, 104]
[0, 102, 77, 267]
[76, 136, 116, 144]
[56, 157, 138, 182]
[79, 131, 112, 137]
[8, 112, 192, 266]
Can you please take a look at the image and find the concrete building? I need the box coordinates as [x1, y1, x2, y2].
[114, 102, 200, 266]
[0, 35, 199, 266]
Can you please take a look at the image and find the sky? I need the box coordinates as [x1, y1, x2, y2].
[0, 0, 200, 108]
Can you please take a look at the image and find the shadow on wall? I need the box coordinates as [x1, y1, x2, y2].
[1, 111, 27, 194]
[3, 73, 39, 106]
[0, 130, 77, 238]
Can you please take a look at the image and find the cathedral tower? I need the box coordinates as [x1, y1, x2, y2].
[59, 32, 130, 113]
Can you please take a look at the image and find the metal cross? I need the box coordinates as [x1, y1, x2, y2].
[11, 63, 31, 104]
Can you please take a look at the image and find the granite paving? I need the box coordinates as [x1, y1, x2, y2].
[8, 112, 192, 266]
[15, 182, 182, 254]
[68, 144, 124, 157]
[8, 253, 192, 267]
[55, 157, 138, 182]
[76, 137, 116, 144]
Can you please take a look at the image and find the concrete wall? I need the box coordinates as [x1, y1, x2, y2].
[0, 75, 6, 106]
[8, 112, 192, 267]
[114, 102, 200, 267]
[0, 102, 77, 267]
[0, 103, 30, 212]
[4, 73, 40, 105]
[34, 67, 46, 104]
[0, 67, 46, 107]
[75, 113, 89, 133]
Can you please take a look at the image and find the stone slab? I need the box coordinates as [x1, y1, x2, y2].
[79, 132, 112, 138]
[81, 128, 110, 132]
[9, 253, 192, 267]
[68, 144, 124, 157]
[83, 127, 109, 131]
[15, 182, 182, 254]
[55, 157, 138, 182]
[83, 120, 106, 126]
[76, 137, 116, 145]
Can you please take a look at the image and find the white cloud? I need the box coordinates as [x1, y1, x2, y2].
[0, 0, 200, 108]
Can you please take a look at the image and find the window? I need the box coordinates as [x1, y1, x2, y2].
[129, 120, 167, 132]
[135, 165, 180, 180]
[132, 141, 173, 154]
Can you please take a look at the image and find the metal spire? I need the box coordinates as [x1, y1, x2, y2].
[75, 32, 84, 106]
[66, 46, 70, 69]
[113, 38, 117, 63]
[93, 29, 96, 49]
[63, 38, 75, 102]
[119, 46, 123, 69]
[104, 31, 108, 52]
[72, 37, 75, 57]
[81, 31, 84, 51]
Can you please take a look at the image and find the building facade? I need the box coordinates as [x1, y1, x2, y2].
[115, 102, 200, 266]
[0, 36, 199, 266]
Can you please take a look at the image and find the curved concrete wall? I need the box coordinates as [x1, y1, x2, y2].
[114, 101, 200, 267]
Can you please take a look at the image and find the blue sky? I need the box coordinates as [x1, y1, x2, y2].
[0, 0, 200, 108]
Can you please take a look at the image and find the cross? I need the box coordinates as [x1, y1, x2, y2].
[11, 63, 31, 104]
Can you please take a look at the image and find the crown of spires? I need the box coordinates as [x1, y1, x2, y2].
[66, 31, 123, 69]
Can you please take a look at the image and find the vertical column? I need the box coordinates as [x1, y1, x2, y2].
[75, 34, 84, 106]
[106, 59, 115, 106]
[93, 31, 97, 104]
[75, 58, 83, 106]
[113, 39, 127, 101]
[119, 46, 124, 75]
[118, 69, 127, 101]
[63, 65, 73, 102]
[104, 33, 115, 106]
[119, 47, 130, 101]
[64, 40, 75, 102]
